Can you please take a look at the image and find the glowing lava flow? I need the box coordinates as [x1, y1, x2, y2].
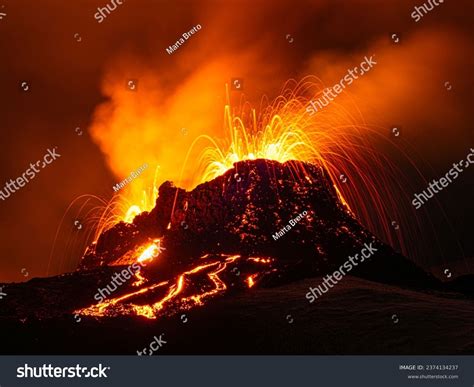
[75, 254, 272, 320]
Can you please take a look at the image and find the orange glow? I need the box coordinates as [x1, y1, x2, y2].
[333, 184, 352, 213]
[195, 103, 318, 184]
[124, 205, 143, 224]
[136, 238, 164, 265]
[248, 257, 273, 264]
[153, 275, 185, 312]
[77, 280, 169, 318]
[132, 270, 146, 287]
[75, 76, 425, 319]
[91, 79, 412, 258]
[84, 76, 426, 299]
[75, 254, 243, 319]
[246, 274, 257, 288]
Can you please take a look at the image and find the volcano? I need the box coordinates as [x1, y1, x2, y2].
[81, 159, 437, 281]
[1, 159, 473, 354]
[76, 159, 441, 318]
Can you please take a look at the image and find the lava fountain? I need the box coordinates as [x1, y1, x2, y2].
[99, 78, 419, 255]
[71, 77, 425, 320]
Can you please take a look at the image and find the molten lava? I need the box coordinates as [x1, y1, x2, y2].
[76, 254, 273, 319]
[246, 275, 257, 288]
[137, 239, 164, 264]
[75, 79, 424, 321]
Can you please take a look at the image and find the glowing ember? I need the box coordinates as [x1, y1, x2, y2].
[248, 257, 273, 264]
[137, 239, 165, 264]
[124, 205, 142, 224]
[132, 270, 146, 287]
[246, 275, 257, 288]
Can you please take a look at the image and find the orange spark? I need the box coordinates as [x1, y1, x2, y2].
[246, 274, 257, 288]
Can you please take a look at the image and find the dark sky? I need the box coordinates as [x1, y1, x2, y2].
[0, 0, 473, 282]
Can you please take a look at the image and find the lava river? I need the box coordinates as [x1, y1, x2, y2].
[75, 240, 276, 320]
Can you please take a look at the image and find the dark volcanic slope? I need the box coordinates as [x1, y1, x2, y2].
[80, 159, 437, 289]
[1, 276, 474, 355]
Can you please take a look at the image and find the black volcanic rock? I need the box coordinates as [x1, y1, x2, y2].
[80, 159, 438, 289]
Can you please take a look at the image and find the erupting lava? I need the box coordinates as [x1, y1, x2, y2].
[71, 78, 425, 321]
[95, 79, 417, 260]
